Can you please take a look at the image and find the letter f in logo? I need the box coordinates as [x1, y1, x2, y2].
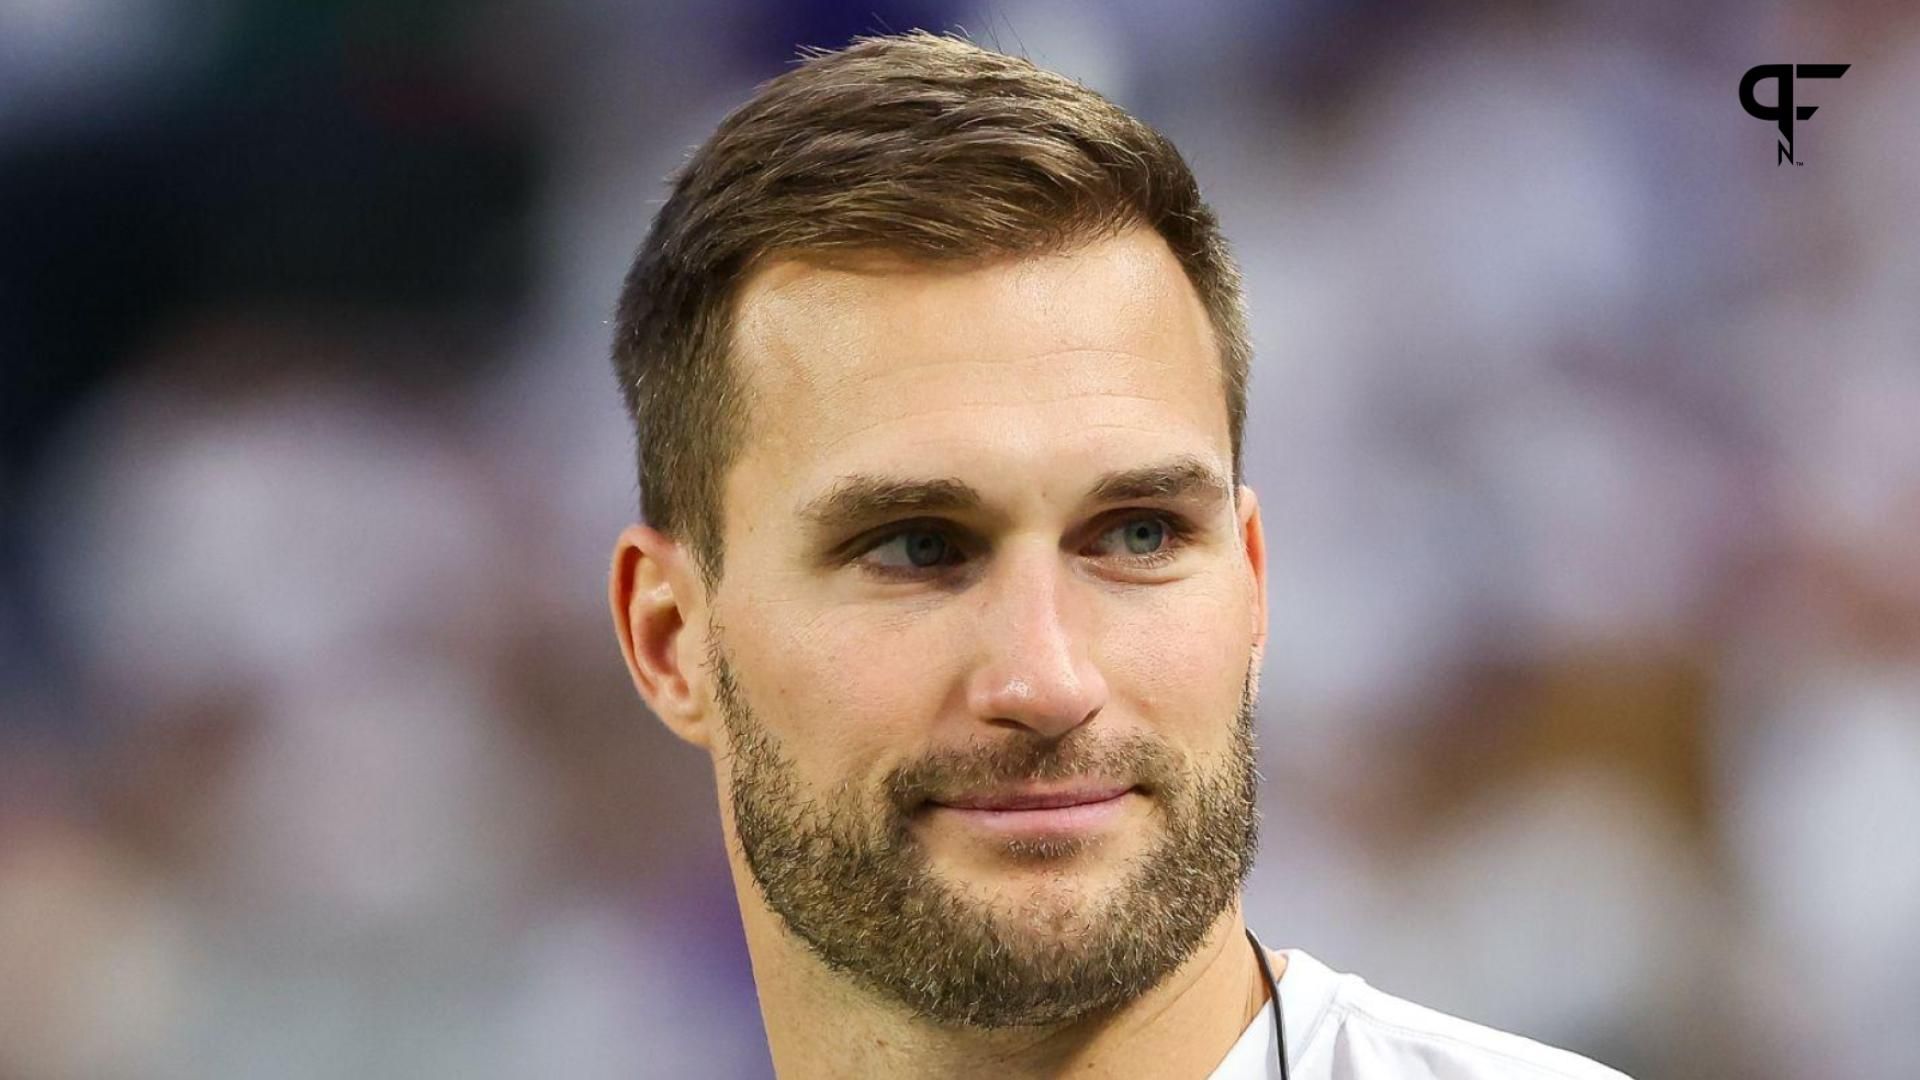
[1741, 64, 1850, 164]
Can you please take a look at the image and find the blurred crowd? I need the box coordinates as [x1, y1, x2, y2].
[2, 1, 1916, 1077]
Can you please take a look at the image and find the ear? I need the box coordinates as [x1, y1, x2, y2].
[1236, 485, 1270, 678]
[610, 523, 715, 750]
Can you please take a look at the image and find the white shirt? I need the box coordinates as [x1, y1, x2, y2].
[1208, 950, 1634, 1079]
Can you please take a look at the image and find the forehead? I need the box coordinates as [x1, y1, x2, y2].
[723, 227, 1230, 522]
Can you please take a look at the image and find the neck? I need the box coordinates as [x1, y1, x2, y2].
[739, 894, 1270, 1080]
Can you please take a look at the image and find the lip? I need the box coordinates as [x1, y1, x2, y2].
[926, 787, 1138, 838]
[932, 784, 1135, 811]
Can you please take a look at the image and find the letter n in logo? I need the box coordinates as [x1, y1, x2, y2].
[1740, 64, 1850, 164]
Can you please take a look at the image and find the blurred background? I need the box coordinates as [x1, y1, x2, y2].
[2, 1, 1916, 1076]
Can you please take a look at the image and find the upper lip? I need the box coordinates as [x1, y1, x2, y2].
[933, 783, 1135, 811]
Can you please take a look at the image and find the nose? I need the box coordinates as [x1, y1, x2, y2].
[964, 543, 1109, 740]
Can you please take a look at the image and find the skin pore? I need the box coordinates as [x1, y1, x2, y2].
[612, 226, 1280, 1077]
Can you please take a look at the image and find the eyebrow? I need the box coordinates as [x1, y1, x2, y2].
[797, 455, 1233, 535]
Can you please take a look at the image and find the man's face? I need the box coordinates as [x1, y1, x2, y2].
[704, 226, 1267, 1029]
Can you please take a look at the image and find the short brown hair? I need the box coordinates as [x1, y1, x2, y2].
[612, 30, 1249, 591]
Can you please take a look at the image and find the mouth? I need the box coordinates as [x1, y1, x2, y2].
[930, 783, 1136, 812]
[923, 786, 1140, 838]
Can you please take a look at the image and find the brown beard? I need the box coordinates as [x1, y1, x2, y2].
[709, 625, 1261, 1029]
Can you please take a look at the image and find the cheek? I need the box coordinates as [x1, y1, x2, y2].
[1102, 579, 1252, 735]
[732, 602, 944, 780]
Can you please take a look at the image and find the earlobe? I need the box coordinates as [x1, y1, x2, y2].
[609, 524, 714, 749]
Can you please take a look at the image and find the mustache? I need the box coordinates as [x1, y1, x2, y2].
[883, 730, 1177, 814]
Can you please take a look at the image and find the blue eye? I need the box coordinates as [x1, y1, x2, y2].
[868, 528, 956, 570]
[1091, 515, 1185, 563]
[1116, 517, 1167, 555]
[850, 513, 1191, 582]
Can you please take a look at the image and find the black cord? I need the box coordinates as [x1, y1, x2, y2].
[1245, 928, 1290, 1080]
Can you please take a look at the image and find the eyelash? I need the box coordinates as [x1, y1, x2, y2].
[849, 512, 1197, 582]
